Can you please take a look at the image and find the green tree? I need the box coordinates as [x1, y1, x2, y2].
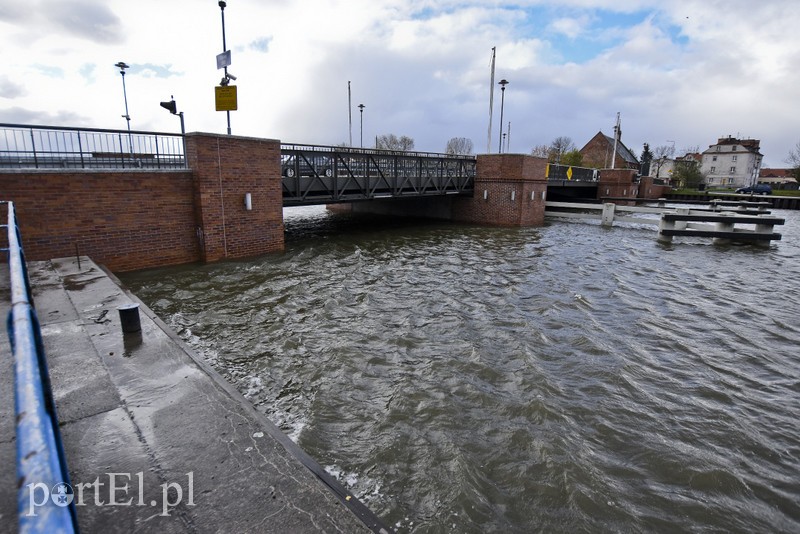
[672, 160, 705, 188]
[640, 143, 653, 176]
[560, 149, 583, 167]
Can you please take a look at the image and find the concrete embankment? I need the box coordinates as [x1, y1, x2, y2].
[0, 257, 388, 533]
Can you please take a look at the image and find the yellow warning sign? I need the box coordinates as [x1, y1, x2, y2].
[215, 85, 238, 111]
[566, 166, 573, 180]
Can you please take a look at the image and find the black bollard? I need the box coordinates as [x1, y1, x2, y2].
[118, 303, 141, 333]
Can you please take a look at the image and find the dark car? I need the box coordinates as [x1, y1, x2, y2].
[735, 184, 772, 195]
[281, 155, 333, 178]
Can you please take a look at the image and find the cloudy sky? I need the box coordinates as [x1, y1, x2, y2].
[1, 0, 798, 166]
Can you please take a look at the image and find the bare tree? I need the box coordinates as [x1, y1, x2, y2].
[530, 144, 550, 158]
[549, 136, 576, 163]
[376, 134, 415, 151]
[651, 144, 676, 178]
[786, 140, 800, 180]
[445, 137, 474, 155]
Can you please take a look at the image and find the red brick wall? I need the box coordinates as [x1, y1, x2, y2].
[185, 133, 284, 262]
[597, 169, 639, 204]
[1, 170, 198, 271]
[581, 132, 639, 170]
[581, 132, 615, 169]
[1, 132, 285, 272]
[638, 176, 672, 199]
[452, 154, 548, 226]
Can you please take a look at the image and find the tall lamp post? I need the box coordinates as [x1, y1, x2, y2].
[219, 1, 231, 135]
[497, 79, 509, 154]
[115, 61, 134, 155]
[358, 104, 365, 148]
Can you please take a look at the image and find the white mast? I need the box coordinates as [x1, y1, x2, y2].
[348, 81, 353, 147]
[487, 47, 496, 154]
[611, 112, 620, 169]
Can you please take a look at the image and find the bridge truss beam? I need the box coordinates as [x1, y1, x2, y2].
[280, 144, 475, 206]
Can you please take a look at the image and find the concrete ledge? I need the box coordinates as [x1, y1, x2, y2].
[1, 257, 388, 533]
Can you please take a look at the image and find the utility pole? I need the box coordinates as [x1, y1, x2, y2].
[358, 104, 365, 148]
[487, 47, 496, 154]
[611, 112, 620, 169]
[348, 81, 353, 147]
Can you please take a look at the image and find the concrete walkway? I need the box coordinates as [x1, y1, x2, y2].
[1, 257, 387, 533]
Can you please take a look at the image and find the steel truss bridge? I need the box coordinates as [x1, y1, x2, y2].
[281, 144, 476, 206]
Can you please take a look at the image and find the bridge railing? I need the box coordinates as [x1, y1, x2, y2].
[546, 163, 599, 182]
[1, 201, 78, 533]
[280, 143, 476, 205]
[0, 123, 185, 170]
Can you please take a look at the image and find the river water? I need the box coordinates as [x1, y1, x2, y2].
[120, 205, 800, 533]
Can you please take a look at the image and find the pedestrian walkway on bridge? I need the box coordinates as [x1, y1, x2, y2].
[1, 257, 387, 533]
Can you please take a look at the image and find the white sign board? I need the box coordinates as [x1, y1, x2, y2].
[216, 50, 231, 70]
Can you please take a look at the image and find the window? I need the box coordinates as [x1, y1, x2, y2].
[712, 156, 717, 161]
[730, 166, 736, 173]
[710, 166, 716, 173]
[732, 155, 737, 162]
[732, 146, 737, 151]
[728, 178, 734, 184]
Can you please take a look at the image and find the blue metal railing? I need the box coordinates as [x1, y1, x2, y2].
[2, 201, 78, 533]
[1, 123, 185, 170]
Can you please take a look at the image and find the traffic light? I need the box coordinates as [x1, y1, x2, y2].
[160, 99, 177, 114]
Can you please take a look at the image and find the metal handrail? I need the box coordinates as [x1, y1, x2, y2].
[281, 142, 477, 161]
[1, 123, 185, 170]
[2, 201, 78, 533]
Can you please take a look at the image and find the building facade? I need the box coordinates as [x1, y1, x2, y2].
[580, 130, 640, 170]
[701, 136, 763, 189]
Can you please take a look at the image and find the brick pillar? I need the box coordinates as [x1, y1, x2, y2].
[638, 176, 671, 199]
[452, 154, 549, 225]
[185, 133, 284, 262]
[598, 169, 639, 204]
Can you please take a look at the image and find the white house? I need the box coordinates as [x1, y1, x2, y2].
[701, 136, 763, 189]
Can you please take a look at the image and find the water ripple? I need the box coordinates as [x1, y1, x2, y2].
[121, 207, 800, 533]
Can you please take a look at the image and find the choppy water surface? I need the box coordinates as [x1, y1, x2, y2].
[121, 206, 800, 533]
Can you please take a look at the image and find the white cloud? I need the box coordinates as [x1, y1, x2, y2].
[1, 0, 799, 164]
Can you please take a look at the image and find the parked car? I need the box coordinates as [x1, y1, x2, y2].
[735, 184, 772, 195]
[281, 155, 333, 178]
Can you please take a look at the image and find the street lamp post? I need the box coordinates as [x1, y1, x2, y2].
[498, 79, 509, 154]
[115, 61, 134, 155]
[358, 104, 365, 148]
[219, 1, 231, 135]
[160, 96, 186, 165]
